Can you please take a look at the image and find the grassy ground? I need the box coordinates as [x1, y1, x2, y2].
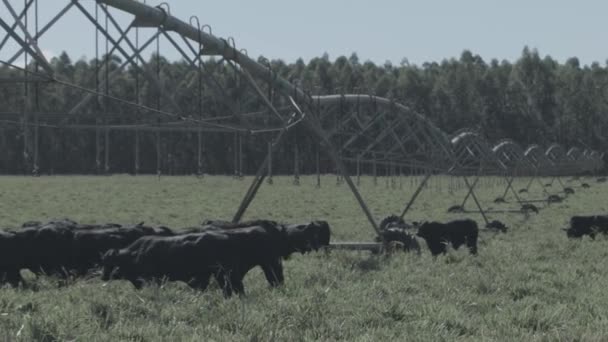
[0, 174, 607, 341]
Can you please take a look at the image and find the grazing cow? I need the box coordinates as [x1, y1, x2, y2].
[6, 219, 174, 280]
[597, 177, 607, 183]
[376, 215, 420, 253]
[198, 219, 330, 251]
[494, 197, 506, 203]
[284, 221, 331, 252]
[518, 188, 528, 193]
[379, 215, 416, 231]
[486, 220, 508, 233]
[102, 222, 297, 296]
[102, 232, 232, 291]
[416, 219, 479, 256]
[520, 203, 539, 214]
[581, 183, 591, 188]
[447, 205, 464, 213]
[68, 223, 174, 276]
[17, 224, 75, 277]
[547, 195, 563, 203]
[565, 215, 608, 238]
[380, 215, 405, 230]
[375, 228, 420, 254]
[564, 187, 575, 195]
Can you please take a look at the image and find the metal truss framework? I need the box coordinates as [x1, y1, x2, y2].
[1, 0, 604, 238]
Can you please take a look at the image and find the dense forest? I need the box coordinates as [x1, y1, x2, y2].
[0, 47, 607, 175]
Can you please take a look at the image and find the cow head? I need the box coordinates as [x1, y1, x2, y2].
[567, 216, 595, 238]
[285, 221, 331, 254]
[377, 227, 420, 254]
[415, 221, 431, 239]
[311, 220, 331, 248]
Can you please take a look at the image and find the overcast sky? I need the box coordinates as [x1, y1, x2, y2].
[2, 0, 608, 66]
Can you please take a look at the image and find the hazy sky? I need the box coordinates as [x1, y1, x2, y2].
[2, 0, 608, 66]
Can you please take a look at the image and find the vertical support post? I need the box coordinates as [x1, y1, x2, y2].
[293, 143, 300, 185]
[356, 156, 361, 186]
[95, 123, 101, 173]
[197, 129, 203, 176]
[373, 152, 378, 186]
[156, 125, 161, 179]
[134, 15, 140, 176]
[21, 0, 30, 174]
[316, 144, 321, 188]
[134, 129, 139, 175]
[155, 25, 161, 179]
[101, 2, 110, 174]
[32, 0, 39, 176]
[33, 119, 38, 175]
[385, 158, 390, 189]
[238, 133, 243, 178]
[104, 129, 110, 173]
[266, 141, 273, 184]
[233, 132, 238, 178]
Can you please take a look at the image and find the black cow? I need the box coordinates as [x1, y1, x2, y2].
[197, 219, 330, 252]
[68, 223, 174, 276]
[521, 203, 539, 214]
[201, 219, 279, 229]
[102, 232, 231, 291]
[547, 195, 563, 203]
[376, 215, 420, 253]
[284, 220, 331, 253]
[17, 224, 75, 277]
[416, 219, 478, 256]
[102, 222, 294, 296]
[0, 231, 25, 286]
[565, 215, 608, 238]
[4, 220, 174, 282]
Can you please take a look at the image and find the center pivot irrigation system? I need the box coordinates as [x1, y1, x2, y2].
[0, 0, 604, 245]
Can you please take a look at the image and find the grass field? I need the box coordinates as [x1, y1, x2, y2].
[0, 174, 607, 341]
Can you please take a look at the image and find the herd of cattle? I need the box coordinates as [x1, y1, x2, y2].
[0, 219, 329, 296]
[0, 211, 604, 296]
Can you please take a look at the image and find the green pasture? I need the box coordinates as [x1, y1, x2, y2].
[0, 175, 606, 341]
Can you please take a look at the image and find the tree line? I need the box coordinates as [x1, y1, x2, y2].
[0, 47, 606, 175]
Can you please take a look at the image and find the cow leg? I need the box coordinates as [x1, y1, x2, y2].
[466, 236, 478, 255]
[215, 271, 233, 297]
[216, 270, 245, 297]
[261, 259, 284, 287]
[428, 240, 446, 256]
[229, 274, 245, 296]
[451, 240, 463, 250]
